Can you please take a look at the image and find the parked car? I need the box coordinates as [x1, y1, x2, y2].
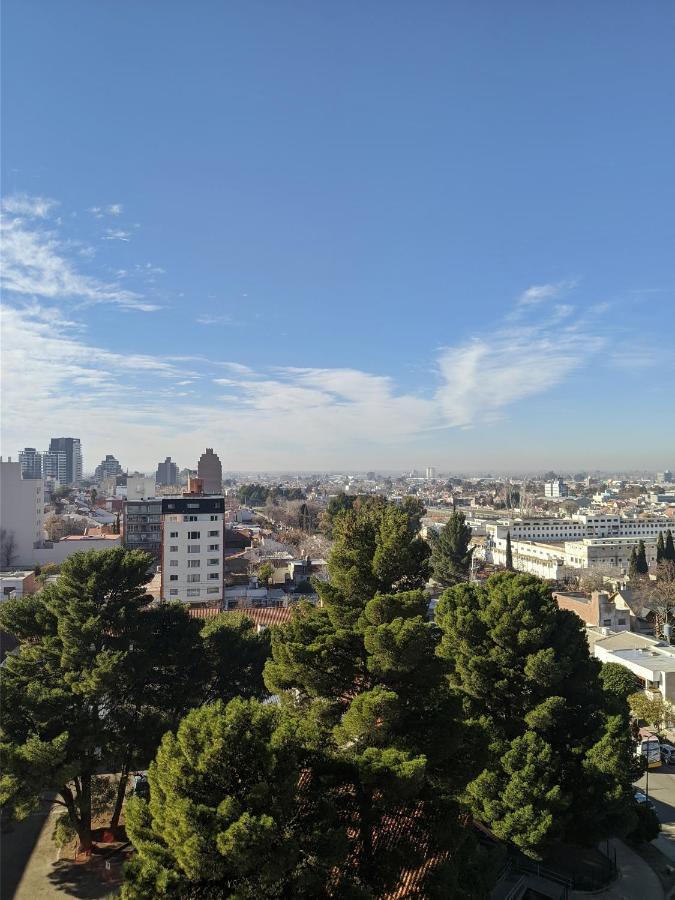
[634, 790, 656, 811]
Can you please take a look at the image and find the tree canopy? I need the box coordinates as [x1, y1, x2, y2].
[435, 572, 638, 857]
[429, 510, 474, 587]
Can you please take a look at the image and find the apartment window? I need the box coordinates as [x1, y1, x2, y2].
[188, 560, 200, 568]
[170, 575, 178, 581]
[187, 588, 200, 597]
[169, 545, 178, 552]
[208, 558, 219, 566]
[208, 530, 219, 537]
[187, 503, 199, 509]
[187, 574, 200, 583]
[187, 545, 201, 554]
[170, 531, 178, 538]
[210, 515, 218, 521]
[188, 531, 201, 539]
[207, 587, 219, 595]
[169, 589, 178, 596]
[170, 560, 178, 567]
[208, 544, 219, 551]
[184, 515, 198, 522]
[208, 572, 220, 580]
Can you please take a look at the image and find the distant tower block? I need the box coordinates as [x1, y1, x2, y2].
[197, 448, 223, 494]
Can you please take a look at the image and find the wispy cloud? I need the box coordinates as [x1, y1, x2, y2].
[103, 228, 131, 242]
[107, 203, 123, 216]
[516, 278, 578, 307]
[196, 313, 232, 325]
[1, 194, 157, 312]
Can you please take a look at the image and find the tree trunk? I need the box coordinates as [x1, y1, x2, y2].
[61, 783, 92, 853]
[78, 773, 93, 852]
[110, 765, 130, 830]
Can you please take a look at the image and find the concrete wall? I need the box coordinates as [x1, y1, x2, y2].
[0, 461, 45, 566]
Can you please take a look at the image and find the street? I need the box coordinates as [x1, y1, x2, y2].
[636, 764, 675, 866]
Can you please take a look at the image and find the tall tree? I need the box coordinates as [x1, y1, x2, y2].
[435, 572, 638, 858]
[505, 531, 513, 571]
[665, 530, 675, 564]
[657, 532, 666, 563]
[264, 499, 488, 897]
[0, 547, 254, 850]
[633, 540, 649, 576]
[429, 510, 474, 587]
[123, 699, 343, 899]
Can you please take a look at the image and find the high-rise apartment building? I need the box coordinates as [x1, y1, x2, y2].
[160, 494, 224, 605]
[197, 448, 222, 494]
[0, 459, 45, 566]
[18, 448, 42, 479]
[156, 457, 178, 486]
[425, 466, 436, 480]
[544, 479, 568, 499]
[94, 454, 123, 480]
[41, 450, 68, 486]
[48, 437, 83, 485]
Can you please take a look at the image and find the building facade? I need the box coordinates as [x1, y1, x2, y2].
[160, 495, 224, 605]
[94, 454, 123, 480]
[123, 498, 162, 559]
[41, 450, 68, 486]
[48, 437, 83, 484]
[18, 448, 42, 479]
[0, 460, 45, 567]
[156, 457, 178, 486]
[544, 479, 569, 498]
[197, 448, 223, 494]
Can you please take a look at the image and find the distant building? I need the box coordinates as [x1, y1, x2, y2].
[156, 457, 178, 486]
[41, 450, 68, 486]
[553, 590, 632, 631]
[197, 448, 223, 494]
[544, 479, 568, 498]
[48, 437, 83, 484]
[425, 467, 436, 480]
[160, 494, 224, 605]
[0, 459, 45, 566]
[18, 448, 42, 480]
[126, 474, 157, 500]
[0, 570, 38, 600]
[94, 454, 123, 481]
[657, 470, 674, 485]
[123, 498, 162, 559]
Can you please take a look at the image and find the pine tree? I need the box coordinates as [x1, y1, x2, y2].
[429, 510, 474, 586]
[435, 572, 638, 858]
[264, 499, 489, 897]
[665, 530, 675, 563]
[505, 530, 513, 571]
[123, 699, 343, 898]
[634, 540, 649, 575]
[657, 532, 666, 563]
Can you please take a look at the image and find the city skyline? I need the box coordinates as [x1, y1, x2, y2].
[2, 3, 674, 470]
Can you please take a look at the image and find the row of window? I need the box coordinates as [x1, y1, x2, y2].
[169, 559, 219, 567]
[168, 573, 220, 581]
[169, 587, 220, 597]
[168, 530, 220, 538]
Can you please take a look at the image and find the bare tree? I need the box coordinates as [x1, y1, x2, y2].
[0, 528, 18, 568]
[646, 562, 675, 638]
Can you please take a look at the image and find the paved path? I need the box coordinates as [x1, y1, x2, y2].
[636, 766, 675, 865]
[570, 840, 664, 900]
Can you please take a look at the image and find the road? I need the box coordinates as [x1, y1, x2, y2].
[636, 763, 675, 866]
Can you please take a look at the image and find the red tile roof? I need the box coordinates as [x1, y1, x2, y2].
[188, 606, 294, 627]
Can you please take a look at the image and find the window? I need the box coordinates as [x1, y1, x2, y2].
[188, 560, 200, 568]
[187, 574, 200, 583]
[184, 515, 198, 522]
[169, 588, 178, 596]
[170, 560, 178, 567]
[187, 503, 199, 509]
[210, 515, 218, 521]
[170, 531, 178, 538]
[187, 545, 201, 554]
[188, 531, 201, 539]
[208, 530, 219, 537]
[187, 588, 200, 597]
[170, 574, 178, 581]
[208, 572, 219, 580]
[208, 558, 219, 566]
[169, 545, 178, 552]
[207, 587, 219, 595]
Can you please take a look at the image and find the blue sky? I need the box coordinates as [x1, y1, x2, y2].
[2, 1, 674, 473]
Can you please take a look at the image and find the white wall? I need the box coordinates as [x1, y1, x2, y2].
[33, 536, 122, 565]
[0, 460, 45, 566]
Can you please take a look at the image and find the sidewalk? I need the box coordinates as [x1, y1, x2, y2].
[570, 840, 664, 900]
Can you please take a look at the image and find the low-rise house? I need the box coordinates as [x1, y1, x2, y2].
[0, 570, 38, 600]
[593, 632, 675, 703]
[553, 590, 633, 631]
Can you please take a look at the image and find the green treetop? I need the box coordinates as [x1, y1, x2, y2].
[665, 530, 675, 563]
[657, 532, 666, 563]
[123, 698, 344, 899]
[429, 510, 474, 587]
[264, 498, 489, 897]
[629, 541, 649, 578]
[435, 571, 638, 858]
[505, 531, 513, 571]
